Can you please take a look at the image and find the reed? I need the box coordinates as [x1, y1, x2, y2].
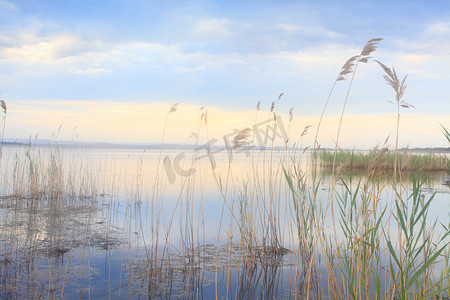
[384, 176, 449, 300]
[283, 163, 321, 298]
[317, 148, 449, 172]
[0, 141, 105, 299]
[0, 98, 6, 160]
[442, 125, 450, 177]
[1, 39, 450, 299]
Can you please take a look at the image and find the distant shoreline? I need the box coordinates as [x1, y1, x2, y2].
[1, 140, 449, 153]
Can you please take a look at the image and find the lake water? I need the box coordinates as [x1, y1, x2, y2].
[0, 144, 449, 299]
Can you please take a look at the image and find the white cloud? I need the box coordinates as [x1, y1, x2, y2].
[192, 19, 232, 37]
[0, 31, 375, 90]
[373, 23, 450, 80]
[371, 50, 450, 80]
[69, 67, 111, 75]
[0, 34, 102, 62]
[277, 23, 343, 38]
[396, 53, 450, 78]
[278, 24, 298, 33]
[396, 22, 450, 55]
[0, 0, 17, 11]
[0, 33, 183, 76]
[424, 22, 450, 37]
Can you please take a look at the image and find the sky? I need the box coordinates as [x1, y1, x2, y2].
[0, 0, 449, 148]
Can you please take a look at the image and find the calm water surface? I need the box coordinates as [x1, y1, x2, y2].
[0, 145, 448, 298]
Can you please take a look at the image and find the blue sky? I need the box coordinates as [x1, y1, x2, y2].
[0, 0, 449, 147]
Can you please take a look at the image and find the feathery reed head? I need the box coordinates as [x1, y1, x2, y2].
[368, 146, 389, 176]
[360, 38, 382, 57]
[301, 125, 312, 137]
[337, 55, 359, 81]
[0, 100, 6, 114]
[289, 107, 294, 122]
[336, 158, 351, 180]
[375, 60, 412, 107]
[232, 128, 252, 149]
[256, 101, 261, 111]
[358, 56, 371, 63]
[270, 101, 275, 112]
[169, 102, 179, 113]
[278, 93, 284, 101]
[337, 38, 382, 81]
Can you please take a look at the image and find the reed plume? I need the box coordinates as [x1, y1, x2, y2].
[232, 128, 252, 149]
[374, 60, 412, 185]
[314, 38, 382, 151]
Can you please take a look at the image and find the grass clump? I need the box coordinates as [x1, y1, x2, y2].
[8, 142, 97, 201]
[385, 177, 450, 300]
[317, 148, 448, 172]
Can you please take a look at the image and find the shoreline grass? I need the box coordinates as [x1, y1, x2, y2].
[316, 148, 449, 172]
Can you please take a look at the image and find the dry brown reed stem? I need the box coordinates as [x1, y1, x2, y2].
[151, 102, 178, 203]
[60, 236, 75, 299]
[0, 99, 6, 161]
[158, 108, 206, 268]
[331, 38, 382, 173]
[374, 61, 412, 298]
[249, 101, 263, 267]
[147, 103, 181, 285]
[320, 37, 382, 297]
[180, 107, 237, 299]
[211, 123, 232, 300]
[308, 41, 376, 295]
[313, 50, 364, 152]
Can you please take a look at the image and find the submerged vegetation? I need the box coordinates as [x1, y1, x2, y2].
[0, 38, 449, 299]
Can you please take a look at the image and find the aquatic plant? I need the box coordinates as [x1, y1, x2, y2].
[1, 39, 449, 300]
[0, 97, 6, 160]
[441, 125, 450, 177]
[317, 149, 448, 172]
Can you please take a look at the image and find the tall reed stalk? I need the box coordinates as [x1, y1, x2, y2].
[0, 99, 6, 160]
[374, 61, 413, 189]
[324, 38, 382, 297]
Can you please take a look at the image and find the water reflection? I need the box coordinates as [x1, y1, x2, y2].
[0, 145, 448, 298]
